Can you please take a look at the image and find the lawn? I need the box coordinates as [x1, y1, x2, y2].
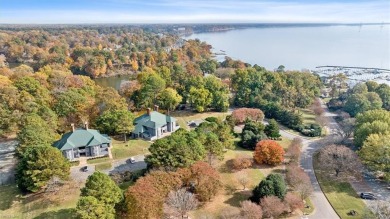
[190, 146, 265, 217]
[300, 108, 317, 125]
[313, 155, 367, 219]
[0, 182, 80, 219]
[95, 162, 112, 171]
[170, 110, 230, 130]
[86, 156, 110, 164]
[111, 139, 151, 160]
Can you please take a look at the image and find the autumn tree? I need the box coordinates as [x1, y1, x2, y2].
[284, 192, 304, 213]
[95, 109, 134, 141]
[163, 188, 198, 218]
[260, 196, 288, 218]
[318, 144, 362, 178]
[16, 146, 70, 192]
[253, 140, 285, 165]
[231, 155, 253, 171]
[240, 200, 262, 219]
[286, 164, 313, 199]
[231, 108, 265, 125]
[286, 138, 302, 164]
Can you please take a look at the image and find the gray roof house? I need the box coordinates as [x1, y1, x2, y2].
[132, 107, 179, 140]
[53, 123, 111, 161]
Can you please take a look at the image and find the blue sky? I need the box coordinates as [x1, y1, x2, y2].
[1, 0, 389, 24]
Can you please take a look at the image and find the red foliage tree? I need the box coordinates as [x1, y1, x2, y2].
[231, 155, 253, 171]
[231, 108, 264, 125]
[253, 140, 285, 165]
[286, 164, 313, 200]
[284, 192, 304, 212]
[286, 137, 302, 164]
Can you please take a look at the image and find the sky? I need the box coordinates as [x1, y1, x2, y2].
[1, 0, 389, 24]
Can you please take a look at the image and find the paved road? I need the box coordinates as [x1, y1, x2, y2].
[277, 102, 340, 219]
[70, 155, 146, 183]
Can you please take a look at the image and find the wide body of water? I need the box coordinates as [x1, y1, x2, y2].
[185, 25, 390, 71]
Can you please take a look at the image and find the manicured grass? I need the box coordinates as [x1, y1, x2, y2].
[300, 108, 317, 125]
[170, 110, 230, 130]
[313, 155, 367, 219]
[303, 197, 315, 215]
[86, 156, 110, 164]
[111, 139, 151, 160]
[0, 182, 79, 219]
[277, 137, 292, 149]
[95, 162, 112, 171]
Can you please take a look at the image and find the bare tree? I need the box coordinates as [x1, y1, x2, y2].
[219, 208, 240, 219]
[260, 196, 288, 218]
[236, 173, 250, 190]
[366, 199, 390, 219]
[337, 118, 355, 141]
[240, 200, 262, 219]
[286, 138, 302, 164]
[318, 144, 362, 178]
[284, 192, 304, 213]
[286, 164, 313, 200]
[164, 188, 199, 219]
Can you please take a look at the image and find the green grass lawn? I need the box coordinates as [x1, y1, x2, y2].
[86, 156, 110, 164]
[0, 183, 79, 219]
[111, 139, 151, 160]
[95, 162, 112, 171]
[170, 110, 230, 130]
[300, 108, 317, 125]
[303, 197, 315, 215]
[313, 155, 367, 219]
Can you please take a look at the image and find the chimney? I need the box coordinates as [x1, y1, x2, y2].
[84, 121, 88, 130]
[154, 105, 159, 112]
[147, 108, 151, 115]
[71, 123, 75, 132]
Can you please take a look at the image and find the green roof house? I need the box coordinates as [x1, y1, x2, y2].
[132, 107, 179, 140]
[53, 122, 111, 161]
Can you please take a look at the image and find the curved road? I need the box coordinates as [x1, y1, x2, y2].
[279, 102, 340, 219]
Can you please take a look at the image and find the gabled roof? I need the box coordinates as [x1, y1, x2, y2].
[53, 129, 111, 151]
[134, 111, 176, 130]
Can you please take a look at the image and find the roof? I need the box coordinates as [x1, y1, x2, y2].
[134, 111, 176, 130]
[53, 129, 111, 151]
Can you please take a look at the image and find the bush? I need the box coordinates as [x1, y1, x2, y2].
[205, 116, 219, 123]
[231, 156, 253, 171]
[260, 196, 288, 218]
[240, 120, 267, 150]
[300, 124, 322, 137]
[251, 173, 287, 203]
[231, 108, 264, 124]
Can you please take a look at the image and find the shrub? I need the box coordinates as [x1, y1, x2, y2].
[240, 200, 262, 219]
[231, 156, 253, 171]
[260, 196, 288, 218]
[251, 173, 287, 203]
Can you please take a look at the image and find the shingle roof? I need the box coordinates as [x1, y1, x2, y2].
[134, 111, 176, 129]
[53, 129, 111, 151]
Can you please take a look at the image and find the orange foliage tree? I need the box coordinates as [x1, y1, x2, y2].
[253, 140, 285, 165]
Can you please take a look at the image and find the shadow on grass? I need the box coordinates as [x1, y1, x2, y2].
[33, 208, 76, 219]
[0, 184, 21, 210]
[224, 190, 252, 208]
[272, 169, 286, 174]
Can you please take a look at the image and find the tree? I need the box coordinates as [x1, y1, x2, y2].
[81, 172, 123, 206]
[344, 92, 382, 117]
[260, 196, 288, 218]
[145, 129, 205, 169]
[276, 65, 285, 73]
[241, 120, 266, 150]
[359, 133, 390, 181]
[253, 140, 285, 165]
[16, 146, 70, 192]
[199, 59, 217, 75]
[286, 138, 302, 164]
[366, 200, 390, 219]
[251, 173, 287, 203]
[164, 188, 198, 218]
[264, 119, 281, 139]
[134, 71, 166, 108]
[96, 109, 134, 141]
[17, 113, 58, 155]
[284, 192, 304, 212]
[189, 86, 212, 112]
[76, 196, 115, 219]
[237, 173, 250, 190]
[204, 75, 229, 112]
[354, 120, 390, 148]
[318, 144, 362, 177]
[231, 108, 264, 125]
[203, 132, 225, 165]
[375, 84, 390, 110]
[231, 156, 253, 171]
[286, 164, 313, 199]
[157, 88, 182, 115]
[240, 200, 262, 219]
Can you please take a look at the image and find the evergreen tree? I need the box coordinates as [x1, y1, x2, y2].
[264, 119, 281, 139]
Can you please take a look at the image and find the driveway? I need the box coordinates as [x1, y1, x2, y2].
[70, 155, 147, 183]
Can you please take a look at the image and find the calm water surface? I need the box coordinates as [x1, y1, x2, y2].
[185, 25, 390, 71]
